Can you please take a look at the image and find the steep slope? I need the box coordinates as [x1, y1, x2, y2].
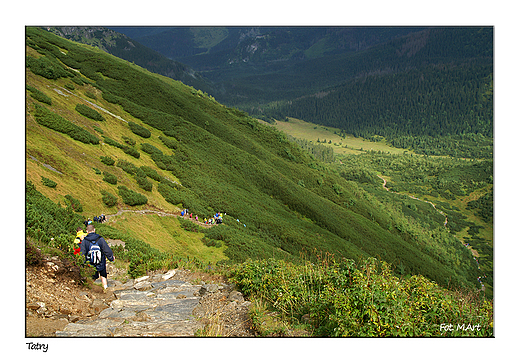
[45, 26, 215, 95]
[25, 27, 479, 291]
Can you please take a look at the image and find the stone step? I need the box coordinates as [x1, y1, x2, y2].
[56, 273, 209, 337]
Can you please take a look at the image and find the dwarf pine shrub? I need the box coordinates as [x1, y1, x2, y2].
[26, 55, 72, 80]
[64, 194, 83, 212]
[139, 165, 163, 182]
[135, 175, 153, 192]
[75, 103, 105, 121]
[26, 85, 52, 105]
[128, 121, 151, 138]
[102, 171, 117, 185]
[41, 176, 57, 188]
[117, 185, 147, 206]
[122, 136, 136, 146]
[33, 104, 99, 145]
[100, 156, 115, 166]
[116, 159, 139, 175]
[101, 190, 117, 207]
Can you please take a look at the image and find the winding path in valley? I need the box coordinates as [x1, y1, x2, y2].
[377, 175, 484, 290]
[377, 175, 448, 227]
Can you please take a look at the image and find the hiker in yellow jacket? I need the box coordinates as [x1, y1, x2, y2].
[73, 227, 87, 255]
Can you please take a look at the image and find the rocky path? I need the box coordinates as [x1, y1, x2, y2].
[26, 246, 254, 337]
[53, 270, 253, 337]
[56, 271, 198, 337]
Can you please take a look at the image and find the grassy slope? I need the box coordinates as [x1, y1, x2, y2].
[25, 41, 226, 262]
[25, 27, 480, 290]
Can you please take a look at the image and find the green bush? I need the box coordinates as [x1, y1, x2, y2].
[230, 257, 493, 337]
[75, 103, 105, 121]
[100, 156, 115, 166]
[64, 194, 83, 212]
[33, 104, 99, 145]
[71, 76, 85, 86]
[122, 145, 140, 159]
[101, 190, 118, 207]
[103, 136, 123, 148]
[41, 176, 57, 188]
[103, 137, 139, 158]
[116, 159, 140, 176]
[179, 217, 201, 233]
[157, 181, 211, 217]
[102, 171, 118, 185]
[26, 55, 72, 80]
[139, 166, 163, 182]
[122, 136, 136, 146]
[26, 181, 84, 252]
[26, 85, 52, 105]
[128, 121, 151, 138]
[117, 185, 148, 206]
[135, 176, 153, 192]
[140, 143, 163, 156]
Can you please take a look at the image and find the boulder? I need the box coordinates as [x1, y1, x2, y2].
[134, 276, 150, 283]
[27, 302, 44, 310]
[162, 270, 176, 281]
[90, 299, 109, 314]
[134, 281, 153, 291]
[228, 291, 245, 303]
[199, 284, 219, 296]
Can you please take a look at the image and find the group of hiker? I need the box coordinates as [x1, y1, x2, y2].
[477, 275, 487, 290]
[73, 225, 115, 290]
[205, 212, 224, 225]
[83, 214, 106, 227]
[180, 209, 224, 225]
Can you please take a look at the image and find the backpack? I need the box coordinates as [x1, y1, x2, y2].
[87, 239, 102, 265]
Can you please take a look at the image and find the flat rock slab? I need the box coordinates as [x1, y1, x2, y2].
[57, 278, 204, 337]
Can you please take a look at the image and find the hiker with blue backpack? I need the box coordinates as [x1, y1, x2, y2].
[80, 224, 115, 290]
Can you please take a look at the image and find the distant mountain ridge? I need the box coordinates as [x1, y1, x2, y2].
[109, 26, 492, 134]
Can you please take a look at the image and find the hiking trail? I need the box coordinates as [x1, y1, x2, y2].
[376, 175, 484, 290]
[104, 208, 215, 228]
[26, 250, 255, 337]
[377, 175, 448, 227]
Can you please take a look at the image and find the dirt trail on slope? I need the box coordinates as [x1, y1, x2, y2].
[377, 175, 448, 227]
[377, 175, 482, 264]
[104, 208, 214, 228]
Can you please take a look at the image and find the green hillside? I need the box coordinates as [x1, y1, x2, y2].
[26, 26, 483, 294]
[45, 26, 215, 95]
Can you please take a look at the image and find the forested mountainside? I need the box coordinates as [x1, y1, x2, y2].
[25, 26, 483, 293]
[110, 27, 491, 108]
[264, 60, 492, 157]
